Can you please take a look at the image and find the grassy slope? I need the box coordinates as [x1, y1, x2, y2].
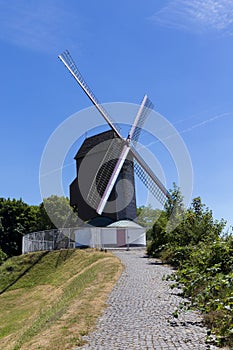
[0, 249, 123, 350]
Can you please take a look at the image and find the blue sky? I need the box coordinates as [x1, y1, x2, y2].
[0, 0, 233, 228]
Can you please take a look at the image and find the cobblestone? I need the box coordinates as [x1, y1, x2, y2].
[76, 249, 218, 350]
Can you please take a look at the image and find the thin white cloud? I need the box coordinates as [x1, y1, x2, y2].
[0, 1, 84, 53]
[151, 0, 233, 35]
[139, 111, 233, 150]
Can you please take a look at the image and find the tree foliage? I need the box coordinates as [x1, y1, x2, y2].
[43, 195, 78, 228]
[0, 198, 39, 257]
[137, 205, 156, 227]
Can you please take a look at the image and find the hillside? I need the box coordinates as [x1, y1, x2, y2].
[0, 249, 123, 350]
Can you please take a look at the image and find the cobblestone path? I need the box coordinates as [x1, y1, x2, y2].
[77, 249, 218, 350]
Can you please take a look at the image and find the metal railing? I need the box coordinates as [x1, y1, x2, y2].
[22, 228, 76, 254]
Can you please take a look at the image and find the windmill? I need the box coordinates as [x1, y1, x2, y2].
[58, 50, 170, 225]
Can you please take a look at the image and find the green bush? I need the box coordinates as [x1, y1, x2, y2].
[171, 239, 233, 346]
[147, 185, 232, 347]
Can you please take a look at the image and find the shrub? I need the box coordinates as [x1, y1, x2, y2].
[147, 185, 232, 347]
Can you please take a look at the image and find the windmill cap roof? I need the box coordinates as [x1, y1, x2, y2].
[107, 220, 143, 229]
[74, 129, 117, 159]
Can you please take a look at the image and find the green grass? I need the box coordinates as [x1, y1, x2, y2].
[0, 249, 123, 350]
[0, 249, 106, 292]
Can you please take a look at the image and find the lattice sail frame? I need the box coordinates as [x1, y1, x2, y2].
[129, 95, 154, 147]
[134, 160, 168, 205]
[58, 50, 121, 137]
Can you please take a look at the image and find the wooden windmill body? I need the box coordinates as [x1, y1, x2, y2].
[70, 130, 137, 225]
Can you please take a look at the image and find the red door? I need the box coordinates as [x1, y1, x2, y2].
[117, 229, 126, 247]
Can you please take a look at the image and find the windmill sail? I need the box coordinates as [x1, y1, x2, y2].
[58, 50, 122, 138]
[131, 146, 170, 205]
[128, 95, 154, 147]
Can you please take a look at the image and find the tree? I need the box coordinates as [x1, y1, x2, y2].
[0, 198, 39, 256]
[181, 197, 226, 245]
[42, 195, 78, 228]
[137, 205, 160, 228]
[164, 182, 185, 233]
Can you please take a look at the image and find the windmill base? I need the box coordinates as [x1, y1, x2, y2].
[74, 220, 146, 249]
